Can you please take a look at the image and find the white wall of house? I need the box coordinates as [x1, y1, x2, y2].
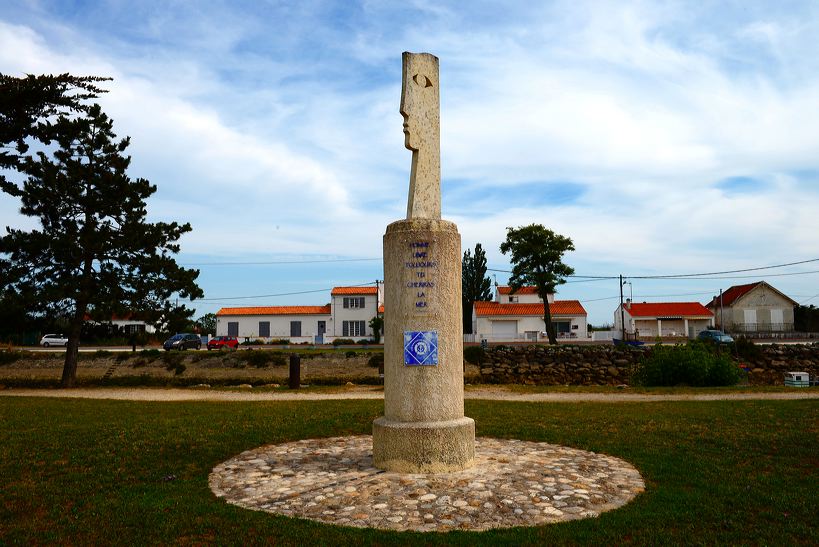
[614, 308, 712, 338]
[216, 313, 331, 343]
[495, 288, 554, 304]
[330, 293, 380, 337]
[726, 288, 795, 331]
[111, 319, 156, 334]
[475, 314, 587, 341]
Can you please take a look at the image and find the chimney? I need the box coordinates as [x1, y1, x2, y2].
[626, 298, 631, 310]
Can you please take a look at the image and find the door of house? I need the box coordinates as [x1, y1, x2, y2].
[743, 309, 757, 330]
[315, 321, 326, 344]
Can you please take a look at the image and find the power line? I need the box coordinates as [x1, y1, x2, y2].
[182, 257, 380, 266]
[185, 281, 378, 303]
[628, 258, 819, 279]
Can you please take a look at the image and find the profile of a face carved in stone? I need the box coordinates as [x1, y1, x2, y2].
[400, 53, 438, 152]
[400, 52, 441, 220]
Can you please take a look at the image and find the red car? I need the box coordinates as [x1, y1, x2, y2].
[207, 336, 239, 350]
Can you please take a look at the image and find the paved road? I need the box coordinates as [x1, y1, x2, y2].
[1, 387, 817, 403]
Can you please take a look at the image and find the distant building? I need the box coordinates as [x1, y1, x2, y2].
[614, 301, 713, 338]
[215, 286, 382, 343]
[705, 281, 797, 333]
[471, 286, 587, 342]
[84, 314, 156, 335]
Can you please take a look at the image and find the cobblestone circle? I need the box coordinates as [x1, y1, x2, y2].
[209, 436, 644, 532]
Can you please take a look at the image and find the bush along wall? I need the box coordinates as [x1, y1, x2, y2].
[476, 342, 819, 386]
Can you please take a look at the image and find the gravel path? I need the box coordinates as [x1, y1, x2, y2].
[1, 387, 817, 402]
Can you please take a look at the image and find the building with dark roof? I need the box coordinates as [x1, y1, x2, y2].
[705, 281, 797, 333]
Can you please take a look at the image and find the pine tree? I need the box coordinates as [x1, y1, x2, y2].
[462, 243, 492, 334]
[0, 104, 203, 386]
[500, 225, 574, 345]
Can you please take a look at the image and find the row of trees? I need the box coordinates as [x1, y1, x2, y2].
[1, 73, 203, 386]
[462, 225, 574, 345]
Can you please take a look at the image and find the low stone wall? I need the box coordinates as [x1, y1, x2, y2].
[476, 343, 819, 386]
[477, 345, 645, 385]
[740, 344, 819, 385]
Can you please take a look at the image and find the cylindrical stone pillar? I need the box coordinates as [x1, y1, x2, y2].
[372, 218, 475, 473]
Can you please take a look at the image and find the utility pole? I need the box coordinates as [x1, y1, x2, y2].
[719, 288, 724, 331]
[619, 274, 626, 341]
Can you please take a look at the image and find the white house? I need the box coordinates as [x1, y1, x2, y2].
[471, 286, 587, 342]
[614, 301, 714, 338]
[215, 286, 383, 344]
[704, 281, 797, 333]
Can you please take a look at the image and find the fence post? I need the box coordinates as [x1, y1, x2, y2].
[289, 354, 300, 389]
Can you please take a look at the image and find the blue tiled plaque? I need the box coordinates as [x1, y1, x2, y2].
[403, 331, 439, 366]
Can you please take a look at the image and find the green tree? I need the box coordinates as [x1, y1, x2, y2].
[462, 243, 492, 334]
[499, 224, 575, 345]
[368, 315, 384, 344]
[1, 73, 110, 173]
[195, 313, 217, 336]
[0, 104, 203, 387]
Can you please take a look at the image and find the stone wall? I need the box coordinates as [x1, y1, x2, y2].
[477, 345, 644, 385]
[476, 343, 819, 386]
[739, 343, 819, 385]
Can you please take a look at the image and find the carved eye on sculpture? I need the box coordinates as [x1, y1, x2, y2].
[413, 74, 433, 88]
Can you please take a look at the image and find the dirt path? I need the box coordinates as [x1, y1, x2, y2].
[1, 386, 817, 403]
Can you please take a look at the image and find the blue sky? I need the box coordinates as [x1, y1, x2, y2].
[2, 0, 819, 325]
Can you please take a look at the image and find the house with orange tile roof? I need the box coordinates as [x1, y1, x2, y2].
[215, 285, 382, 343]
[614, 301, 713, 338]
[704, 281, 797, 333]
[471, 286, 587, 342]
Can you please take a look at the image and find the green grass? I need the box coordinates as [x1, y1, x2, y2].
[0, 397, 816, 545]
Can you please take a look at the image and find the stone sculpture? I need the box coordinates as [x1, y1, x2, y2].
[401, 52, 441, 220]
[372, 52, 475, 473]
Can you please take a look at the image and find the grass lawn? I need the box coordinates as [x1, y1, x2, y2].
[1, 397, 816, 545]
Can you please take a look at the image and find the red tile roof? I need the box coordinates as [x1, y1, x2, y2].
[216, 305, 331, 316]
[624, 302, 713, 318]
[705, 282, 760, 308]
[475, 301, 586, 317]
[497, 286, 540, 295]
[331, 286, 378, 295]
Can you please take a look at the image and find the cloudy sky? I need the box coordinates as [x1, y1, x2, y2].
[2, 0, 819, 325]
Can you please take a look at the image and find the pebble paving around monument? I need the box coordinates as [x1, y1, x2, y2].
[209, 52, 645, 532]
[209, 436, 644, 532]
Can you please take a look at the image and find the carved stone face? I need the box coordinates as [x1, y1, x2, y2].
[400, 53, 438, 152]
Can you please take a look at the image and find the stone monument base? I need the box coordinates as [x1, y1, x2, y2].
[372, 416, 475, 473]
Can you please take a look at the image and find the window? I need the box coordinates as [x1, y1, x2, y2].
[259, 321, 270, 337]
[227, 322, 239, 336]
[343, 297, 365, 309]
[290, 321, 302, 337]
[508, 296, 518, 303]
[343, 320, 366, 337]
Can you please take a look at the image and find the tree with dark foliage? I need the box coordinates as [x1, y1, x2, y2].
[500, 224, 574, 345]
[1, 102, 202, 386]
[461, 243, 492, 334]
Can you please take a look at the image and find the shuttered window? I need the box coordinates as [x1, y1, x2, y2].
[227, 322, 239, 336]
[343, 320, 366, 337]
[259, 321, 270, 337]
[290, 321, 302, 337]
[343, 297, 365, 309]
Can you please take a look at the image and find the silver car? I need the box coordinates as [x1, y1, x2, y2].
[40, 334, 69, 347]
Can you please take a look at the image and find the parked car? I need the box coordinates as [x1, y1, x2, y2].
[163, 333, 202, 351]
[40, 334, 69, 347]
[697, 330, 734, 344]
[207, 336, 239, 350]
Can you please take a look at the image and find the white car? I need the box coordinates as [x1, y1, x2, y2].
[40, 334, 69, 347]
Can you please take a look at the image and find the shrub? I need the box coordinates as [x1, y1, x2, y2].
[332, 338, 355, 346]
[633, 341, 740, 387]
[367, 353, 384, 369]
[463, 346, 486, 365]
[115, 352, 132, 362]
[269, 339, 290, 345]
[173, 363, 186, 375]
[345, 350, 357, 358]
[0, 352, 22, 366]
[131, 358, 147, 368]
[357, 339, 373, 345]
[236, 350, 286, 368]
[162, 352, 184, 371]
[734, 336, 762, 361]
